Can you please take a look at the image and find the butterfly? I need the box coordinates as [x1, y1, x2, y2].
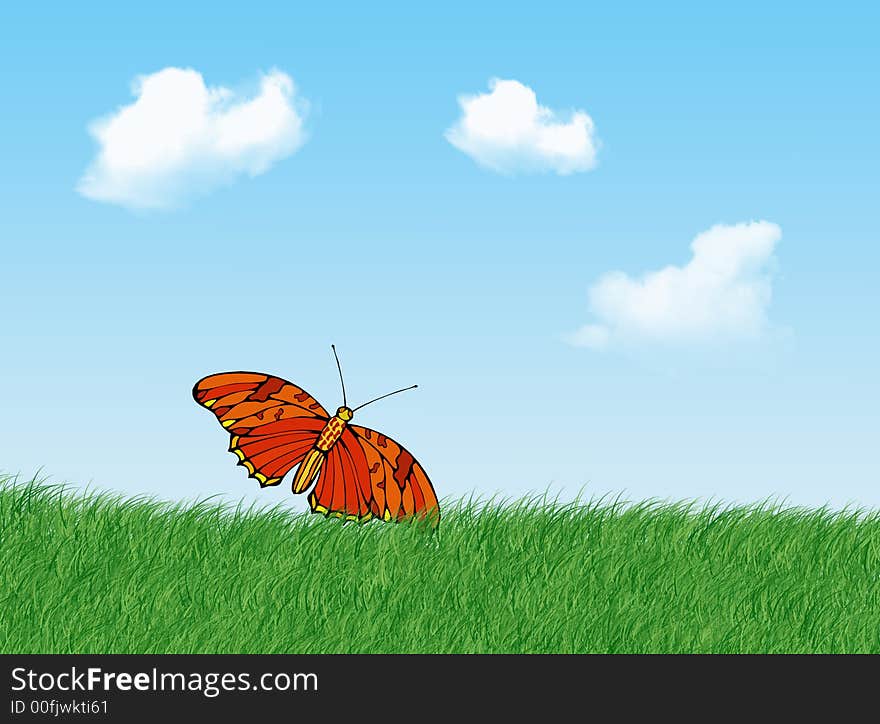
[192, 347, 439, 526]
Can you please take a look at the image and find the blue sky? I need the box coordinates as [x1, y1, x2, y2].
[1, 2, 877, 512]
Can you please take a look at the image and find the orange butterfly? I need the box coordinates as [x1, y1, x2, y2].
[192, 347, 439, 526]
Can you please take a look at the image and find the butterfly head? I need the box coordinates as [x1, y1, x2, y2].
[336, 406, 354, 421]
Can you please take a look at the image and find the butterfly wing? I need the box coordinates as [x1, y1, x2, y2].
[307, 439, 374, 522]
[311, 425, 440, 525]
[193, 372, 329, 487]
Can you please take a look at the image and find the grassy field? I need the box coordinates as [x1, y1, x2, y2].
[2, 473, 880, 653]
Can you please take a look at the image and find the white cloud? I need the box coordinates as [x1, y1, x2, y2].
[77, 67, 308, 209]
[445, 78, 598, 174]
[567, 221, 782, 348]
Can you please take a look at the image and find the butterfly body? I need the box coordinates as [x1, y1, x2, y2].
[315, 407, 353, 451]
[193, 372, 439, 526]
[291, 406, 353, 493]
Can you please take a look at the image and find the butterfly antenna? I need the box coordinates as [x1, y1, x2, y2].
[331, 344, 347, 407]
[352, 384, 418, 412]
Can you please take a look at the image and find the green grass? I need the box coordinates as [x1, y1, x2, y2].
[2, 473, 880, 653]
